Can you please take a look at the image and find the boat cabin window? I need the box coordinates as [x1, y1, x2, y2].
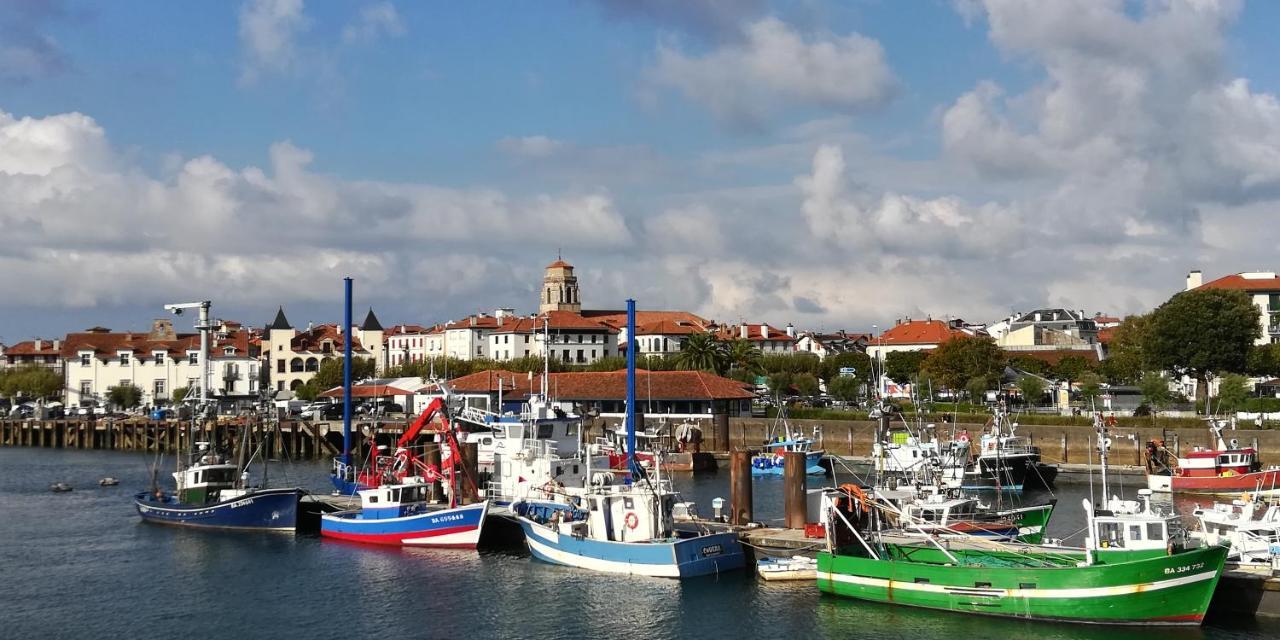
[572, 464, 579, 475]
[195, 471, 201, 484]
[623, 497, 634, 509]
[390, 489, 401, 503]
[537, 424, 554, 439]
[1147, 523, 1164, 540]
[368, 496, 379, 504]
[565, 423, 579, 438]
[1129, 525, 1143, 541]
[1097, 522, 1124, 548]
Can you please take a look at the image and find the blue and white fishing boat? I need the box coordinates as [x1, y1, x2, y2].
[512, 300, 746, 578]
[752, 409, 825, 476]
[321, 479, 489, 548]
[134, 445, 302, 531]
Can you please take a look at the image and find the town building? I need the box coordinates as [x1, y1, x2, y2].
[987, 308, 1102, 356]
[1188, 269, 1280, 345]
[539, 258, 581, 313]
[712, 322, 798, 354]
[61, 319, 259, 409]
[384, 324, 434, 369]
[0, 339, 64, 374]
[263, 307, 385, 393]
[795, 331, 869, 359]
[865, 318, 973, 361]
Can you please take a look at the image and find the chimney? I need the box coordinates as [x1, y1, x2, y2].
[785, 323, 795, 338]
[1034, 312, 1041, 322]
[53, 339, 61, 350]
[34, 339, 43, 350]
[759, 324, 769, 339]
[739, 325, 748, 339]
[469, 316, 477, 327]
[1186, 270, 1202, 290]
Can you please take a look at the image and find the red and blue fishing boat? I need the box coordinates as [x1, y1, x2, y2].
[320, 480, 488, 548]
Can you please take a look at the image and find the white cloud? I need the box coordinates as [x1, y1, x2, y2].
[646, 17, 896, 128]
[496, 135, 566, 158]
[341, 2, 406, 44]
[238, 0, 308, 83]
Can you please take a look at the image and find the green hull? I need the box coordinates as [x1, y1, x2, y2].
[1001, 500, 1056, 544]
[817, 543, 1227, 625]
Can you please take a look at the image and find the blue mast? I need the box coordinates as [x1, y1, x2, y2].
[626, 298, 639, 482]
[342, 277, 353, 465]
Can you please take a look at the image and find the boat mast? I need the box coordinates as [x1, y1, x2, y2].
[1096, 411, 1110, 501]
[626, 298, 639, 484]
[342, 277, 353, 465]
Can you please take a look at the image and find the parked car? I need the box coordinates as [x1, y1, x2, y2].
[299, 402, 331, 420]
[357, 400, 404, 416]
[316, 403, 345, 420]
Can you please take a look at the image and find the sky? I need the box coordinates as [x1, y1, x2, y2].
[3, 0, 1280, 341]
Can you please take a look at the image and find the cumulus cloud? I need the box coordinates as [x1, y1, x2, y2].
[238, 0, 308, 83]
[646, 17, 896, 128]
[341, 1, 406, 44]
[0, 108, 632, 313]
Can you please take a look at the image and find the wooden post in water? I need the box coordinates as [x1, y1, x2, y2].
[730, 449, 753, 525]
[1061, 433, 1068, 464]
[783, 450, 807, 529]
[458, 441, 480, 505]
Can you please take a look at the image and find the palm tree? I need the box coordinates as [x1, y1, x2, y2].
[674, 332, 726, 373]
[725, 338, 762, 374]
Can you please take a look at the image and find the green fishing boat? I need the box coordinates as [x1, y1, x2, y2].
[817, 414, 1229, 626]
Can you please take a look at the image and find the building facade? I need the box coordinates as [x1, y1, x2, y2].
[1190, 270, 1280, 345]
[0, 339, 63, 374]
[263, 308, 385, 392]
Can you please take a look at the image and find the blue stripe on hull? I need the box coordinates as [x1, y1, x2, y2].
[517, 518, 745, 578]
[134, 489, 302, 531]
[321, 502, 487, 537]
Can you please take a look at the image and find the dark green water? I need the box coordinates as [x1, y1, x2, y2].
[1, 448, 1276, 640]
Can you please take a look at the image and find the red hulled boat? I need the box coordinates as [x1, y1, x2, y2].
[1147, 419, 1280, 494]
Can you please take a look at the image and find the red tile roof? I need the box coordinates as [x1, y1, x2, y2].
[3, 340, 61, 356]
[875, 320, 966, 346]
[1003, 349, 1101, 365]
[445, 369, 753, 401]
[1198, 273, 1280, 292]
[290, 324, 371, 353]
[712, 323, 795, 343]
[547, 259, 573, 269]
[583, 310, 710, 331]
[319, 384, 414, 398]
[60, 326, 254, 359]
[1097, 327, 1118, 344]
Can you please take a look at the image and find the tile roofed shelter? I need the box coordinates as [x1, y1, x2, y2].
[1188, 269, 1280, 345]
[1, 338, 64, 373]
[440, 368, 754, 421]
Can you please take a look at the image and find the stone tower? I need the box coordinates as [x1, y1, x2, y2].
[539, 258, 581, 313]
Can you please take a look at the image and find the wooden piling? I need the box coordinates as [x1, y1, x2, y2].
[459, 441, 480, 505]
[730, 449, 753, 525]
[424, 444, 442, 502]
[783, 450, 807, 529]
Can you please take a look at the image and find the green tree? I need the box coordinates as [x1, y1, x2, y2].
[819, 352, 872, 385]
[0, 366, 63, 401]
[1146, 288, 1261, 403]
[586, 355, 627, 372]
[1078, 372, 1104, 407]
[107, 383, 143, 409]
[311, 357, 377, 391]
[724, 339, 763, 374]
[793, 373, 820, 397]
[1016, 376, 1046, 406]
[918, 336, 1006, 392]
[171, 386, 191, 404]
[673, 332, 726, 374]
[1247, 343, 1280, 378]
[1214, 373, 1251, 411]
[1007, 355, 1049, 376]
[826, 375, 862, 401]
[1099, 314, 1150, 384]
[294, 380, 320, 401]
[884, 350, 930, 385]
[1051, 355, 1092, 389]
[965, 376, 991, 403]
[768, 371, 795, 396]
[1138, 371, 1172, 419]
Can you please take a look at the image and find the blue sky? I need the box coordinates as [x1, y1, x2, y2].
[3, 0, 1280, 341]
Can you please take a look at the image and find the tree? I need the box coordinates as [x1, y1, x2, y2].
[768, 371, 795, 396]
[1051, 355, 1092, 389]
[1247, 343, 1280, 378]
[294, 380, 320, 402]
[586, 355, 627, 372]
[107, 383, 143, 409]
[311, 357, 377, 392]
[1007, 355, 1049, 376]
[1016, 376, 1045, 406]
[0, 366, 63, 401]
[884, 350, 929, 385]
[1138, 371, 1172, 418]
[673, 332, 726, 374]
[793, 373, 820, 397]
[965, 376, 991, 403]
[171, 386, 191, 404]
[918, 336, 1006, 392]
[1146, 288, 1261, 403]
[724, 339, 763, 374]
[1214, 373, 1251, 411]
[826, 375, 862, 401]
[819, 351, 872, 385]
[1078, 372, 1104, 407]
[1099, 314, 1150, 384]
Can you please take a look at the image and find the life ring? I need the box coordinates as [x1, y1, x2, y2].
[624, 512, 639, 530]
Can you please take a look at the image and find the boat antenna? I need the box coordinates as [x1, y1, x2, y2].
[342, 277, 353, 466]
[625, 299, 639, 483]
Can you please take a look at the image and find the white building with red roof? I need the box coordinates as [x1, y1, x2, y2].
[796, 331, 870, 359]
[1, 338, 64, 374]
[711, 322, 798, 354]
[1187, 269, 1280, 345]
[865, 318, 973, 361]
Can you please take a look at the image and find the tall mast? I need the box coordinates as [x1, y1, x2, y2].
[626, 299, 638, 483]
[342, 277, 353, 465]
[1096, 412, 1110, 502]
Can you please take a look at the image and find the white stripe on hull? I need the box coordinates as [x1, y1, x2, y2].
[525, 534, 683, 578]
[402, 529, 482, 547]
[822, 568, 1218, 599]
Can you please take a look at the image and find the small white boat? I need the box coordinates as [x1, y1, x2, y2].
[1193, 495, 1280, 564]
[756, 555, 817, 581]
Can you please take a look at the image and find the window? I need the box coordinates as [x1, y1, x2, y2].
[119, 353, 130, 366]
[188, 353, 198, 365]
[577, 349, 584, 363]
[80, 353, 91, 366]
[120, 379, 129, 389]
[79, 380, 92, 395]
[154, 352, 164, 365]
[1097, 522, 1124, 548]
[277, 360, 285, 373]
[1147, 523, 1164, 540]
[623, 497, 634, 509]
[577, 335, 583, 343]
[1129, 525, 1143, 541]
[154, 380, 166, 397]
[476, 346, 482, 356]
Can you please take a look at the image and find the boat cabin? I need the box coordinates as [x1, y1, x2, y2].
[578, 485, 677, 543]
[1085, 490, 1188, 553]
[1176, 446, 1260, 478]
[356, 480, 432, 519]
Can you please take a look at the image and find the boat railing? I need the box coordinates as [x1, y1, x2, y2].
[332, 457, 357, 482]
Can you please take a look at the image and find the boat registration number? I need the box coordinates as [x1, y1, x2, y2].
[701, 544, 723, 557]
[1164, 562, 1205, 575]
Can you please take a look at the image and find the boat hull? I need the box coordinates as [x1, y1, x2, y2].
[817, 544, 1228, 625]
[320, 501, 489, 548]
[134, 488, 303, 531]
[1148, 468, 1280, 494]
[751, 450, 825, 476]
[518, 519, 745, 578]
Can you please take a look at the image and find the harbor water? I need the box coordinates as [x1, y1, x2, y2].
[3, 448, 1279, 640]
